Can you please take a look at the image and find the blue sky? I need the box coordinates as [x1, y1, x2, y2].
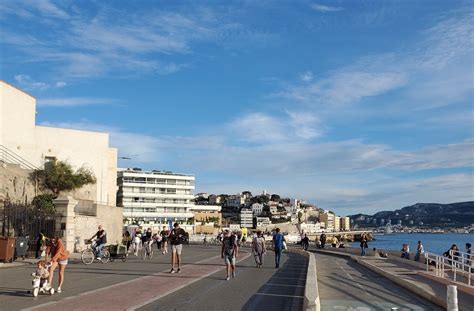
[1, 0, 473, 215]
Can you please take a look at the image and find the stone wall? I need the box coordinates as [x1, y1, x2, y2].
[54, 196, 123, 253]
[0, 163, 37, 204]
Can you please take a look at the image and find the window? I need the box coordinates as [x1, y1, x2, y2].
[44, 156, 56, 169]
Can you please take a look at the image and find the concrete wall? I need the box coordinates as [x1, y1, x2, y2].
[0, 81, 36, 150]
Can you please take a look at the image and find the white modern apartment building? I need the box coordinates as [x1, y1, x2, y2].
[240, 209, 253, 228]
[117, 168, 195, 226]
[251, 203, 264, 216]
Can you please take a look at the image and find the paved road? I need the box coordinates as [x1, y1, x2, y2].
[139, 250, 307, 311]
[0, 245, 307, 311]
[314, 252, 443, 310]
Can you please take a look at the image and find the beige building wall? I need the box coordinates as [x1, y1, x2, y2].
[0, 81, 117, 206]
[334, 216, 341, 232]
[319, 212, 335, 231]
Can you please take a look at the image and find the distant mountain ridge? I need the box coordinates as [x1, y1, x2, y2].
[350, 201, 474, 228]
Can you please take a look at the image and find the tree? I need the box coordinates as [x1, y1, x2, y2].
[32, 194, 56, 213]
[32, 160, 96, 195]
[270, 194, 280, 202]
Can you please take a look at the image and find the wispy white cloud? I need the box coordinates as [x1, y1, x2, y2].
[38, 97, 116, 107]
[26, 0, 69, 19]
[300, 71, 313, 82]
[310, 3, 344, 13]
[229, 113, 287, 143]
[280, 71, 407, 106]
[39, 120, 165, 163]
[229, 111, 322, 143]
[14, 74, 66, 91]
[1, 4, 274, 79]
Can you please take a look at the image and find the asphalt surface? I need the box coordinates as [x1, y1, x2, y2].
[314, 251, 443, 310]
[0, 245, 306, 311]
[138, 251, 307, 311]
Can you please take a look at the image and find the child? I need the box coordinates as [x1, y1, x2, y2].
[32, 260, 50, 288]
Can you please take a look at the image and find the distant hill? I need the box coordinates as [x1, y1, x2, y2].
[350, 201, 474, 228]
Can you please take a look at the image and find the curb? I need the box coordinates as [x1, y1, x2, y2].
[287, 247, 320, 311]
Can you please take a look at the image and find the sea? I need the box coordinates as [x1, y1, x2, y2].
[350, 233, 473, 255]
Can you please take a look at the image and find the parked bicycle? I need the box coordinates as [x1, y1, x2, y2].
[81, 239, 110, 264]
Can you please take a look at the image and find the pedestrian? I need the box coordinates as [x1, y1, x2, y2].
[320, 232, 327, 249]
[414, 240, 424, 262]
[169, 223, 186, 273]
[401, 243, 410, 259]
[133, 229, 142, 256]
[35, 232, 47, 259]
[273, 228, 285, 268]
[301, 234, 309, 251]
[123, 231, 132, 254]
[360, 233, 368, 256]
[222, 229, 239, 280]
[154, 233, 162, 251]
[45, 235, 69, 293]
[160, 226, 169, 255]
[252, 230, 266, 268]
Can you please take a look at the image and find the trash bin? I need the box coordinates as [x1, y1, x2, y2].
[15, 237, 29, 260]
[0, 237, 16, 263]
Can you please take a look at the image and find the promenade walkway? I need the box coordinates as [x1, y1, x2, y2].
[139, 251, 307, 311]
[0, 245, 306, 311]
[316, 248, 474, 310]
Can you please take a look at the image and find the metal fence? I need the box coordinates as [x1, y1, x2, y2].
[1, 202, 57, 252]
[425, 251, 473, 286]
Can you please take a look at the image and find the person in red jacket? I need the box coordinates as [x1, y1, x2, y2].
[46, 235, 69, 293]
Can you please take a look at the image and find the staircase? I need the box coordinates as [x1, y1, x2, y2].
[0, 145, 38, 170]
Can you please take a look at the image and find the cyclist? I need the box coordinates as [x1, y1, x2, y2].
[89, 225, 107, 259]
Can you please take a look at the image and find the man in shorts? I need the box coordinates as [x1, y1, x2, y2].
[221, 229, 238, 280]
[169, 223, 186, 273]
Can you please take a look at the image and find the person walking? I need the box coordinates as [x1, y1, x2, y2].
[160, 226, 169, 255]
[320, 232, 327, 249]
[222, 229, 239, 280]
[45, 235, 69, 293]
[414, 240, 424, 262]
[169, 223, 186, 273]
[133, 229, 142, 256]
[301, 234, 310, 251]
[273, 228, 284, 268]
[360, 233, 368, 256]
[122, 231, 132, 255]
[252, 230, 266, 268]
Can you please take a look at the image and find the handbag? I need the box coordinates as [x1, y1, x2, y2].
[282, 241, 287, 250]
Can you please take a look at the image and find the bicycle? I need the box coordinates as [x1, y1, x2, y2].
[141, 240, 154, 260]
[81, 239, 110, 265]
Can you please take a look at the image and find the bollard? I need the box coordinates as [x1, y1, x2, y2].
[447, 285, 458, 311]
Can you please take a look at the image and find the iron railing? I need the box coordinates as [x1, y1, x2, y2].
[425, 251, 473, 286]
